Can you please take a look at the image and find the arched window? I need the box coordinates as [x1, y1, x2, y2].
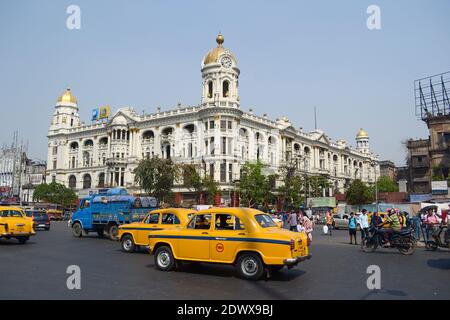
[143, 130, 154, 140]
[98, 173, 105, 188]
[208, 81, 213, 98]
[70, 142, 79, 150]
[223, 80, 230, 97]
[83, 174, 92, 189]
[84, 139, 94, 147]
[68, 175, 76, 190]
[99, 137, 108, 145]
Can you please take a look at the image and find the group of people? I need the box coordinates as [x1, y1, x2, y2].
[276, 209, 314, 242]
[418, 207, 449, 244]
[324, 208, 410, 246]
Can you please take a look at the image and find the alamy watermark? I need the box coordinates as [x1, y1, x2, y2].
[366, 265, 381, 290]
[66, 5, 81, 30]
[66, 265, 81, 290]
[366, 5, 381, 30]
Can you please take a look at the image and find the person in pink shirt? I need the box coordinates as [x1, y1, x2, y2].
[423, 209, 440, 241]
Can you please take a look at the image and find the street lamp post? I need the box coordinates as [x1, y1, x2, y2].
[372, 161, 378, 213]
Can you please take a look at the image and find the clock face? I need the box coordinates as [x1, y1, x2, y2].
[221, 56, 232, 68]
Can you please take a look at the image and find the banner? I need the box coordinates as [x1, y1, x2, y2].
[92, 106, 110, 121]
[431, 181, 448, 195]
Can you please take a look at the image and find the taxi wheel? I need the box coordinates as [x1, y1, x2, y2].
[121, 235, 136, 253]
[155, 246, 176, 271]
[72, 222, 82, 238]
[237, 253, 264, 280]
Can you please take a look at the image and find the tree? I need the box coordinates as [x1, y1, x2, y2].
[238, 161, 273, 208]
[277, 162, 304, 209]
[133, 157, 181, 204]
[33, 182, 77, 207]
[376, 176, 399, 192]
[308, 175, 332, 198]
[181, 164, 219, 205]
[345, 179, 374, 205]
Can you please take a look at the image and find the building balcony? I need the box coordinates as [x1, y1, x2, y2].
[106, 158, 128, 166]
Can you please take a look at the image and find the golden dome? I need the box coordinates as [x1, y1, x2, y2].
[356, 128, 369, 138]
[57, 88, 77, 104]
[203, 33, 237, 66]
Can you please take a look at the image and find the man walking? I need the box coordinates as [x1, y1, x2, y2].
[359, 209, 370, 241]
[288, 209, 298, 232]
[325, 210, 333, 236]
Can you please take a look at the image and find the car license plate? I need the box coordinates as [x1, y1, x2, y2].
[17, 227, 24, 232]
[38, 224, 45, 227]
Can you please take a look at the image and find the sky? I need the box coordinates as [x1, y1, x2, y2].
[0, 0, 449, 165]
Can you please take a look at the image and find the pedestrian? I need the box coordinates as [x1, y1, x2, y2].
[301, 215, 313, 242]
[423, 209, 440, 242]
[325, 210, 333, 236]
[288, 210, 298, 232]
[359, 209, 369, 241]
[348, 212, 358, 245]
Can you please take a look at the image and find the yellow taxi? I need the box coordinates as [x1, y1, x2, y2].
[118, 208, 196, 253]
[148, 207, 311, 280]
[0, 206, 36, 244]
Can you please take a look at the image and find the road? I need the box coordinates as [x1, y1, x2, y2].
[1, 222, 449, 300]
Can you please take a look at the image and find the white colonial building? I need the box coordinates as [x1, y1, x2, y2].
[46, 34, 379, 204]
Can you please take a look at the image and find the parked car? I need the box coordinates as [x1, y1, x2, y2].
[332, 213, 349, 229]
[118, 208, 196, 253]
[0, 206, 36, 244]
[26, 210, 50, 231]
[148, 207, 311, 280]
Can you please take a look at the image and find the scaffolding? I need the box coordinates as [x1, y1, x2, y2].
[415, 71, 450, 121]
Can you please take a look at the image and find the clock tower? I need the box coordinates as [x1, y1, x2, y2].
[201, 33, 240, 108]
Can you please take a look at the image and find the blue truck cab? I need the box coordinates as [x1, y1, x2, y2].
[71, 187, 158, 240]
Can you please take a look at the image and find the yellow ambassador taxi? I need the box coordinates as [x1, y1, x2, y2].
[118, 208, 196, 253]
[0, 206, 36, 244]
[148, 207, 312, 280]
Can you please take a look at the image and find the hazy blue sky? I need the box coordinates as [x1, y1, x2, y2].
[1, 0, 449, 165]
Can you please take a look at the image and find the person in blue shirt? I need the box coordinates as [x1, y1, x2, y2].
[348, 212, 358, 245]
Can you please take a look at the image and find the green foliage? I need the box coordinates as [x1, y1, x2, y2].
[376, 176, 399, 192]
[181, 164, 219, 205]
[33, 182, 77, 207]
[308, 175, 332, 198]
[133, 157, 181, 204]
[432, 166, 445, 181]
[238, 161, 273, 207]
[345, 179, 374, 205]
[277, 162, 304, 208]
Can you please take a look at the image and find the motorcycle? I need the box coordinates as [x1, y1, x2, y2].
[425, 224, 450, 251]
[361, 226, 415, 255]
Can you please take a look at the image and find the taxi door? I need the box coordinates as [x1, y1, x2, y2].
[210, 214, 246, 263]
[137, 212, 160, 244]
[177, 214, 211, 261]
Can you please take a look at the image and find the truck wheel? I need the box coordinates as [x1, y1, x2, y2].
[154, 246, 176, 271]
[121, 235, 136, 253]
[18, 237, 28, 244]
[237, 253, 264, 280]
[108, 225, 119, 241]
[72, 222, 83, 238]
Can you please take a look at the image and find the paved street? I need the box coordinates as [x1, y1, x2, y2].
[1, 222, 449, 300]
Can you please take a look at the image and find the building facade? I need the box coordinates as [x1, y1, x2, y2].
[405, 138, 431, 194]
[46, 34, 380, 203]
[379, 160, 397, 181]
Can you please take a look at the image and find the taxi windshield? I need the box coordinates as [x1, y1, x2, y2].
[254, 214, 277, 228]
